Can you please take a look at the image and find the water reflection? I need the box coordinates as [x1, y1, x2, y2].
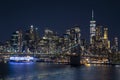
[0, 63, 9, 80]
[0, 63, 120, 80]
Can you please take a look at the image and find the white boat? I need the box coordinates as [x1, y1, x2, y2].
[9, 56, 34, 62]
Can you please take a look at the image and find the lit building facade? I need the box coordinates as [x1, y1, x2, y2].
[111, 37, 119, 52]
[103, 28, 110, 49]
[90, 10, 96, 44]
[23, 25, 40, 53]
[11, 30, 23, 53]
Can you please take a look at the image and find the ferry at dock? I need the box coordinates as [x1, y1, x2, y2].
[9, 56, 34, 62]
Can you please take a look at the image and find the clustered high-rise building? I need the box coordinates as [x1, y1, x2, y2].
[89, 10, 119, 56]
[91, 26, 110, 48]
[0, 25, 81, 55]
[0, 10, 119, 56]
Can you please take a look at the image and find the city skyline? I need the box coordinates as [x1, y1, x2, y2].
[0, 0, 120, 42]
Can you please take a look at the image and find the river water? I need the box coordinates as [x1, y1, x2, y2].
[0, 62, 120, 80]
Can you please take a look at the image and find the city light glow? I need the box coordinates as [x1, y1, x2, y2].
[10, 56, 34, 61]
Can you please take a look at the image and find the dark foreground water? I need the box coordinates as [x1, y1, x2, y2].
[0, 62, 120, 80]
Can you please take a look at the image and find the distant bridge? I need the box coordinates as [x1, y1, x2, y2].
[0, 43, 110, 65]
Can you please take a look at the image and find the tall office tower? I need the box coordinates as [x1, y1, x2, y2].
[30, 25, 34, 32]
[114, 37, 118, 52]
[11, 30, 22, 52]
[34, 27, 39, 42]
[66, 29, 70, 35]
[103, 28, 110, 49]
[70, 27, 81, 44]
[103, 28, 108, 40]
[18, 29, 23, 52]
[70, 28, 76, 42]
[74, 27, 81, 44]
[44, 28, 53, 39]
[29, 25, 35, 41]
[95, 25, 104, 49]
[95, 26, 102, 41]
[90, 10, 96, 44]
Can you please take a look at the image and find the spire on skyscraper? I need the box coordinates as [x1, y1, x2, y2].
[92, 9, 94, 20]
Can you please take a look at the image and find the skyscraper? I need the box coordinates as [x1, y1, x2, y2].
[103, 28, 108, 40]
[90, 10, 96, 44]
[103, 27, 110, 49]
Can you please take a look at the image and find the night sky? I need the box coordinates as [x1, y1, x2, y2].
[0, 0, 120, 43]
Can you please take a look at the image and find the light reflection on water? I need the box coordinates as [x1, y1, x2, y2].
[0, 62, 120, 80]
